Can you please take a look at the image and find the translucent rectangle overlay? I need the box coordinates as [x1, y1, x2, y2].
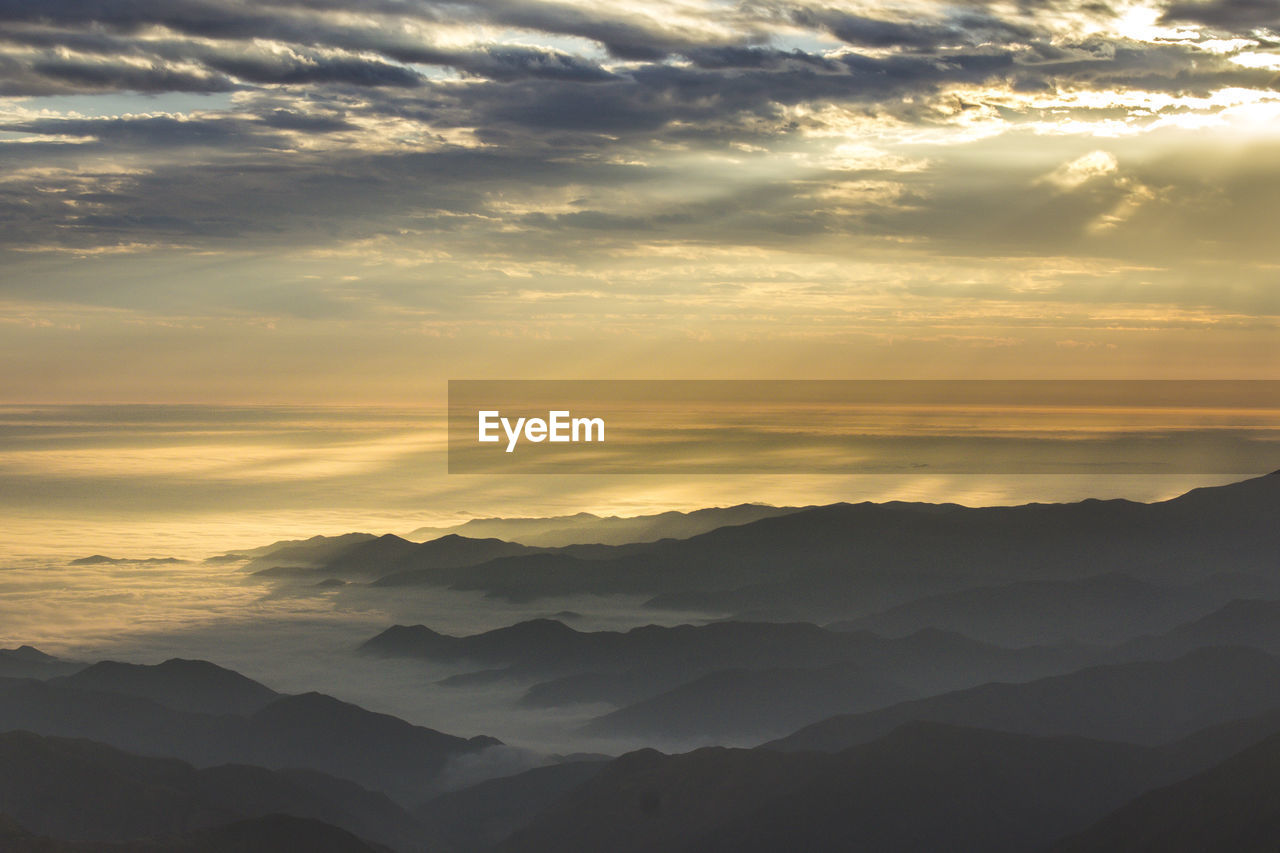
[448, 380, 1280, 474]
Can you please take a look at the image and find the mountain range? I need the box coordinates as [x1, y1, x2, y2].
[50, 659, 279, 716]
[835, 571, 1280, 647]
[0, 812, 387, 853]
[1051, 729, 1280, 852]
[0, 646, 83, 680]
[319, 472, 1280, 624]
[13, 470, 1280, 850]
[362, 619, 1097, 710]
[408, 504, 801, 548]
[0, 660, 497, 804]
[767, 646, 1280, 752]
[499, 713, 1280, 853]
[0, 730, 425, 850]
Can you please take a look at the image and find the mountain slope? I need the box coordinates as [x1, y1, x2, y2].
[767, 646, 1280, 752]
[0, 646, 83, 680]
[499, 721, 1244, 853]
[364, 619, 1095, 708]
[0, 730, 423, 851]
[50, 659, 278, 716]
[365, 472, 1280, 620]
[409, 504, 801, 547]
[498, 745, 839, 853]
[416, 759, 609, 853]
[696, 725, 1182, 853]
[582, 661, 914, 742]
[1052, 731, 1280, 853]
[245, 692, 500, 801]
[837, 572, 1280, 647]
[0, 812, 390, 852]
[0, 676, 496, 803]
[1115, 598, 1280, 661]
[223, 532, 378, 565]
[310, 534, 423, 578]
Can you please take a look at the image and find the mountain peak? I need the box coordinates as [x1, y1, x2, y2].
[3, 645, 59, 662]
[51, 657, 278, 715]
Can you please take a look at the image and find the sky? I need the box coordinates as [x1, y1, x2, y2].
[1, 0, 1278, 555]
[1, 0, 1278, 405]
[0, 401, 1265, 563]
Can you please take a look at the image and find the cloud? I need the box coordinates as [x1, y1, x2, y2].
[3, 114, 290, 149]
[0, 56, 233, 96]
[780, 5, 1040, 51]
[256, 108, 355, 132]
[200, 52, 424, 88]
[1041, 150, 1120, 190]
[1161, 0, 1280, 30]
[0, 0, 1278, 384]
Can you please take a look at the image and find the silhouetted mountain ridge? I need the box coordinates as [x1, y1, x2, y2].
[363, 619, 1096, 709]
[582, 660, 915, 743]
[70, 556, 187, 565]
[215, 532, 378, 565]
[1052, 729, 1280, 852]
[0, 730, 422, 850]
[356, 472, 1280, 619]
[416, 759, 609, 853]
[0, 674, 497, 803]
[767, 646, 1280, 753]
[836, 572, 1280, 646]
[498, 716, 1280, 853]
[50, 659, 278, 716]
[1114, 598, 1280, 661]
[0, 646, 83, 680]
[0, 812, 389, 852]
[409, 504, 802, 547]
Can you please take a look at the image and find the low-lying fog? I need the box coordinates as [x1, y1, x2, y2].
[0, 552, 730, 758]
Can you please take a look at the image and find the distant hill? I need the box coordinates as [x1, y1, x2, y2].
[0, 813, 390, 852]
[371, 551, 594, 595]
[0, 646, 83, 680]
[50, 658, 279, 716]
[213, 532, 378, 564]
[363, 620, 1095, 708]
[767, 646, 1280, 753]
[582, 660, 914, 743]
[224, 503, 797, 581]
[696, 725, 1178, 853]
[836, 572, 1280, 647]
[1150, 706, 1280, 789]
[247, 533, 567, 584]
[499, 720, 1259, 853]
[586, 653, 916, 742]
[409, 504, 802, 548]
[356, 472, 1280, 621]
[1114, 598, 1280, 661]
[70, 555, 187, 565]
[305, 533, 426, 577]
[361, 619, 585, 667]
[247, 692, 499, 801]
[498, 743, 841, 853]
[0, 676, 497, 804]
[330, 534, 543, 581]
[0, 730, 423, 851]
[416, 759, 609, 853]
[169, 814, 391, 853]
[1051, 730, 1280, 852]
